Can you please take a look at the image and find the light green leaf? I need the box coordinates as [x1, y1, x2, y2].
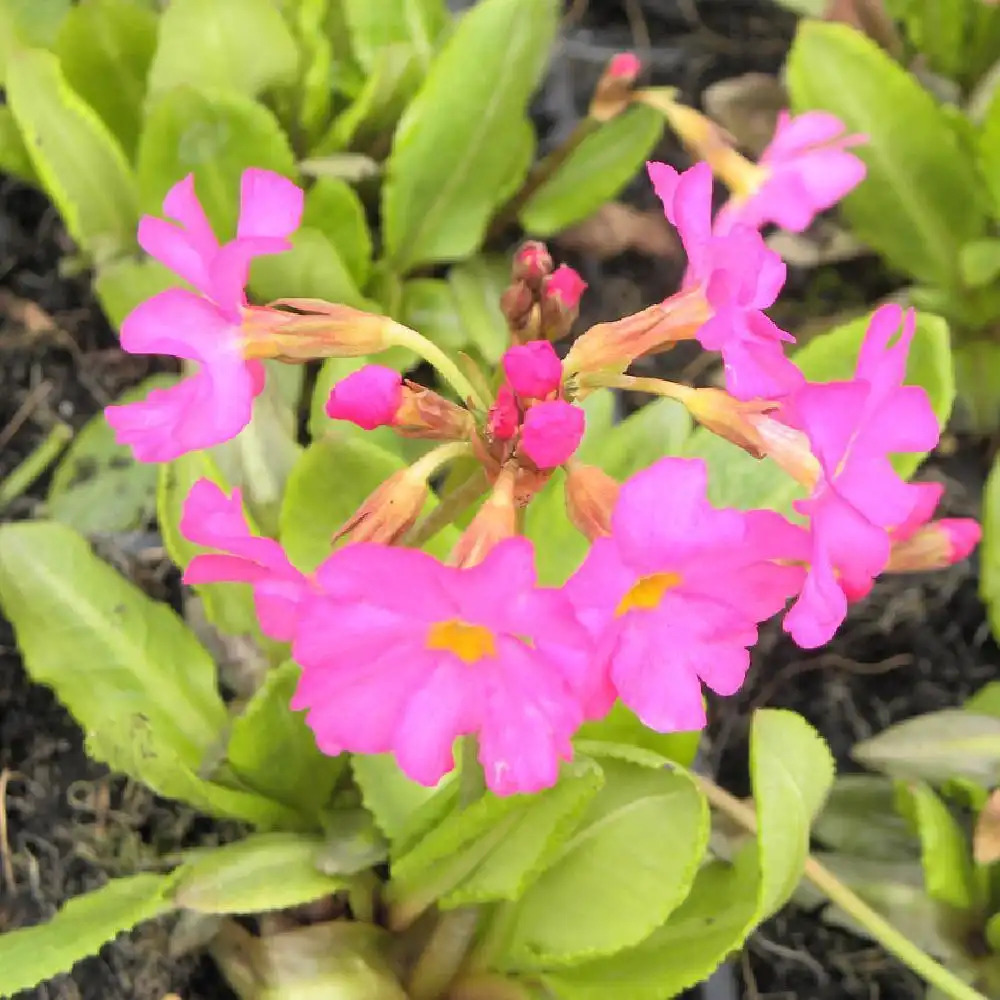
[249, 227, 368, 308]
[522, 470, 587, 587]
[960, 238, 1000, 288]
[0, 105, 36, 184]
[593, 398, 692, 481]
[94, 255, 176, 332]
[448, 255, 511, 364]
[6, 48, 138, 259]
[401, 278, 469, 352]
[520, 106, 663, 235]
[158, 450, 264, 641]
[0, 873, 176, 997]
[54, 0, 157, 159]
[137, 87, 296, 240]
[226, 660, 346, 820]
[303, 177, 373, 289]
[576, 701, 701, 768]
[351, 753, 454, 844]
[383, 0, 558, 271]
[148, 0, 298, 98]
[853, 709, 1000, 787]
[966, 682, 1000, 719]
[787, 21, 988, 289]
[752, 708, 835, 918]
[174, 833, 345, 914]
[0, 520, 225, 766]
[501, 757, 708, 968]
[0, 0, 70, 81]
[47, 375, 176, 534]
[343, 0, 448, 73]
[902, 782, 978, 911]
[953, 340, 1000, 434]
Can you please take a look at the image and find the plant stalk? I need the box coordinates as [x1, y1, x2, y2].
[0, 422, 73, 511]
[392, 328, 487, 411]
[695, 775, 991, 1000]
[403, 470, 489, 549]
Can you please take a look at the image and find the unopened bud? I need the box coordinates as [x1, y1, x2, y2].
[590, 52, 641, 123]
[748, 414, 821, 491]
[539, 265, 587, 342]
[519, 400, 585, 470]
[450, 466, 518, 568]
[246, 300, 408, 361]
[565, 462, 619, 541]
[563, 290, 709, 376]
[886, 518, 981, 574]
[500, 280, 539, 340]
[503, 341, 562, 400]
[685, 388, 776, 459]
[487, 383, 520, 442]
[334, 467, 428, 545]
[395, 382, 475, 441]
[512, 241, 553, 292]
[636, 90, 764, 199]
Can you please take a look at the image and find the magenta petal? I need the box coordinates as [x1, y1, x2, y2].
[162, 173, 219, 260]
[783, 545, 848, 649]
[325, 365, 403, 430]
[502, 341, 563, 399]
[237, 168, 304, 241]
[794, 381, 868, 475]
[520, 400, 585, 469]
[208, 236, 291, 319]
[138, 217, 212, 295]
[120, 288, 235, 361]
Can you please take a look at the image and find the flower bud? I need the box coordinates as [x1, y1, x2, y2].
[334, 467, 428, 545]
[748, 414, 821, 491]
[512, 241, 553, 292]
[885, 518, 982, 574]
[563, 291, 709, 376]
[487, 383, 520, 441]
[590, 52, 641, 123]
[395, 382, 476, 441]
[450, 466, 518, 568]
[565, 462, 619, 541]
[503, 341, 562, 400]
[539, 265, 587, 341]
[520, 400, 585, 470]
[684, 388, 777, 459]
[500, 280, 538, 339]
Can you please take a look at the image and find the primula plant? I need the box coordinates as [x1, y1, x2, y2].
[0, 6, 991, 1000]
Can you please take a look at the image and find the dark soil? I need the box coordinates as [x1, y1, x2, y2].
[0, 2, 993, 1000]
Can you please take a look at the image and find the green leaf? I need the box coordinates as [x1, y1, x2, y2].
[351, 753, 454, 844]
[382, 0, 557, 271]
[0, 520, 225, 765]
[960, 238, 1000, 288]
[501, 757, 708, 968]
[94, 256, 176, 332]
[690, 310, 954, 512]
[902, 782, 978, 911]
[47, 375, 176, 534]
[519, 106, 663, 235]
[158, 451, 264, 641]
[0, 106, 37, 184]
[575, 701, 701, 768]
[0, 0, 70, 81]
[448, 255, 511, 364]
[593, 398, 692, 481]
[54, 0, 158, 159]
[954, 340, 1000, 434]
[174, 833, 346, 914]
[137, 86, 296, 240]
[966, 682, 1000, 719]
[303, 177, 373, 289]
[6, 48, 138, 259]
[813, 775, 920, 862]
[981, 67, 1000, 225]
[752, 709, 835, 918]
[0, 873, 176, 997]
[984, 432, 1000, 645]
[787, 21, 988, 289]
[148, 0, 298, 98]
[226, 660, 346, 820]
[401, 278, 470, 352]
[343, 0, 448, 73]
[853, 709, 1000, 787]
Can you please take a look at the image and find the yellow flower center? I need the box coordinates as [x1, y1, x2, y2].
[616, 571, 682, 616]
[426, 619, 497, 664]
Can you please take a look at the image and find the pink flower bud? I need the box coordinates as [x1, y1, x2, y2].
[488, 383, 520, 442]
[502, 341, 562, 400]
[325, 364, 402, 430]
[609, 52, 641, 80]
[544, 265, 587, 309]
[520, 400, 585, 469]
[512, 241, 553, 290]
[886, 518, 982, 574]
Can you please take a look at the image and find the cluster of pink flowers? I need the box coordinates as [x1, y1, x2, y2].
[106, 93, 981, 797]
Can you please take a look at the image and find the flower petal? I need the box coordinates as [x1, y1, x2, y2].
[119, 288, 235, 361]
[162, 173, 219, 259]
[237, 168, 304, 240]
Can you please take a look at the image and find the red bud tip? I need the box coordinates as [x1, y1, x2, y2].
[512, 241, 553, 290]
[609, 52, 641, 80]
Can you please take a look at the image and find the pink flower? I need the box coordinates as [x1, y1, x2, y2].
[782, 305, 941, 648]
[325, 364, 403, 430]
[105, 169, 304, 461]
[647, 161, 802, 400]
[566, 458, 807, 731]
[181, 479, 311, 642]
[488, 383, 520, 441]
[717, 111, 866, 235]
[543, 264, 588, 309]
[290, 538, 596, 795]
[609, 52, 641, 80]
[502, 341, 562, 399]
[520, 400, 585, 469]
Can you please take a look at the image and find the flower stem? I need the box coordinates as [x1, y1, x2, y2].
[407, 908, 481, 1000]
[582, 372, 694, 402]
[403, 470, 490, 549]
[391, 327, 487, 411]
[0, 422, 73, 511]
[695, 775, 991, 1000]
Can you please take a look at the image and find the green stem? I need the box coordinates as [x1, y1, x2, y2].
[391, 327, 487, 411]
[0, 423, 73, 511]
[407, 909, 481, 1000]
[459, 735, 485, 808]
[403, 470, 489, 549]
[581, 372, 694, 402]
[696, 776, 991, 1000]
